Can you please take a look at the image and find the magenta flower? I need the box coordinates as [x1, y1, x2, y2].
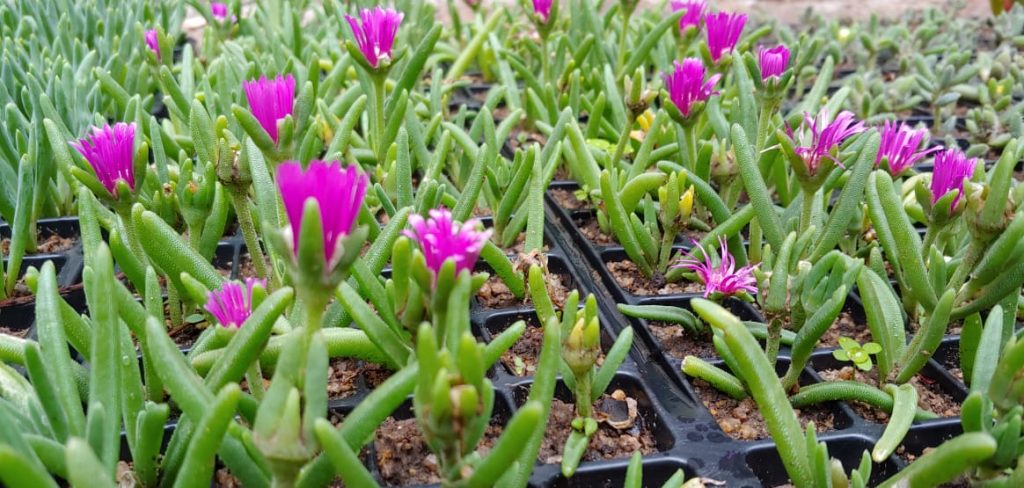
[243, 74, 295, 144]
[276, 161, 368, 263]
[211, 2, 234, 22]
[705, 11, 746, 63]
[786, 109, 866, 175]
[145, 29, 160, 59]
[71, 123, 137, 195]
[876, 121, 938, 175]
[663, 58, 721, 118]
[670, 0, 705, 32]
[345, 7, 404, 68]
[404, 209, 492, 275]
[533, 0, 553, 22]
[674, 236, 757, 298]
[205, 278, 265, 328]
[930, 147, 977, 208]
[758, 45, 790, 80]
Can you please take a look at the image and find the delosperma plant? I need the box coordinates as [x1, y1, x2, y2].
[4, 0, 1024, 487]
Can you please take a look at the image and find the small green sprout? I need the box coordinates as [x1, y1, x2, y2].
[833, 337, 883, 371]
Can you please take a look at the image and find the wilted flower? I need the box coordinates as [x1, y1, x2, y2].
[145, 29, 160, 59]
[705, 11, 746, 63]
[71, 123, 137, 195]
[930, 147, 977, 208]
[404, 208, 492, 274]
[533, 0, 553, 22]
[243, 74, 296, 144]
[276, 161, 368, 263]
[787, 109, 865, 175]
[662, 57, 720, 118]
[345, 7, 404, 68]
[876, 121, 938, 175]
[205, 278, 265, 328]
[758, 45, 790, 80]
[670, 0, 706, 32]
[674, 236, 757, 298]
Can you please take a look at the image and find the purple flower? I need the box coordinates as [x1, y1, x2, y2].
[243, 74, 295, 144]
[758, 45, 790, 80]
[674, 236, 757, 298]
[211, 2, 233, 22]
[876, 121, 938, 175]
[662, 58, 721, 118]
[786, 109, 866, 175]
[403, 209, 492, 275]
[276, 161, 368, 263]
[930, 147, 977, 208]
[705, 11, 746, 64]
[205, 278, 265, 328]
[345, 7, 404, 68]
[533, 0, 553, 22]
[70, 123, 137, 195]
[670, 0, 705, 32]
[145, 29, 160, 59]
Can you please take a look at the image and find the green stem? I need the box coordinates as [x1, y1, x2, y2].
[610, 114, 634, 170]
[921, 223, 938, 256]
[246, 360, 265, 401]
[541, 38, 551, 87]
[800, 189, 815, 235]
[167, 282, 183, 330]
[949, 238, 986, 291]
[756, 100, 779, 155]
[230, 190, 270, 283]
[117, 206, 146, 262]
[574, 371, 593, 419]
[617, 11, 632, 73]
[684, 124, 702, 181]
[766, 316, 783, 368]
[373, 74, 387, 163]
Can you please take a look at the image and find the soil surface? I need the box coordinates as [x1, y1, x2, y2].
[2, 233, 76, 256]
[497, 320, 606, 377]
[693, 379, 837, 441]
[374, 417, 503, 487]
[606, 259, 701, 296]
[537, 395, 658, 465]
[819, 310, 874, 348]
[818, 366, 961, 422]
[576, 214, 618, 246]
[476, 256, 573, 309]
[0, 325, 29, 338]
[648, 322, 716, 360]
[549, 188, 591, 210]
[167, 320, 205, 350]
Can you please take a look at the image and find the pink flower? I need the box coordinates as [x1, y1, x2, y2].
[533, 0, 553, 22]
[71, 123, 137, 195]
[670, 0, 706, 32]
[662, 58, 721, 118]
[205, 278, 265, 328]
[674, 236, 758, 298]
[404, 209, 492, 275]
[345, 7, 404, 68]
[276, 161, 368, 263]
[242, 74, 295, 144]
[786, 109, 866, 175]
[211, 2, 235, 22]
[705, 11, 746, 63]
[930, 147, 977, 209]
[758, 45, 790, 80]
[876, 121, 938, 176]
[145, 29, 160, 59]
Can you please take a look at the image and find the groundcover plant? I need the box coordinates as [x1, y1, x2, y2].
[3, 0, 1024, 486]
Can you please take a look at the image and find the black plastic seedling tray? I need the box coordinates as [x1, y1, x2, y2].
[538, 181, 973, 486]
